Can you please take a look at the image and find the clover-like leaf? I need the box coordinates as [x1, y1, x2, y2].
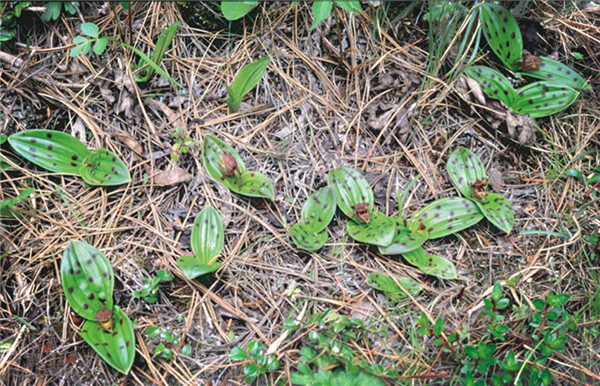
[512, 82, 579, 118]
[80, 306, 135, 375]
[301, 187, 336, 233]
[475, 192, 514, 234]
[177, 255, 222, 280]
[80, 148, 131, 186]
[203, 134, 246, 188]
[328, 167, 374, 219]
[479, 3, 522, 70]
[446, 147, 487, 199]
[8, 129, 90, 174]
[367, 273, 421, 301]
[519, 56, 588, 90]
[191, 206, 224, 264]
[378, 218, 428, 255]
[290, 222, 328, 252]
[412, 197, 484, 239]
[237, 171, 274, 199]
[402, 247, 458, 280]
[464, 66, 517, 107]
[346, 212, 395, 247]
[61, 241, 114, 321]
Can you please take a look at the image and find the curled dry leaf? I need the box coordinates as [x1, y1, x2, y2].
[112, 131, 144, 157]
[147, 99, 184, 129]
[506, 111, 537, 145]
[152, 166, 192, 186]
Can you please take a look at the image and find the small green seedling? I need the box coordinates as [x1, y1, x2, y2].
[402, 247, 458, 280]
[132, 21, 181, 83]
[289, 187, 337, 251]
[446, 147, 514, 233]
[203, 135, 274, 199]
[229, 340, 279, 384]
[177, 206, 224, 280]
[171, 127, 200, 163]
[70, 22, 109, 57]
[61, 241, 135, 374]
[226, 57, 269, 113]
[0, 188, 34, 217]
[367, 273, 421, 302]
[133, 269, 173, 304]
[221, 1, 258, 21]
[146, 325, 191, 359]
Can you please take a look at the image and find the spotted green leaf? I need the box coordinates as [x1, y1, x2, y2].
[464, 66, 517, 107]
[378, 218, 428, 255]
[301, 187, 336, 233]
[61, 241, 114, 321]
[203, 134, 246, 189]
[237, 171, 274, 199]
[8, 129, 90, 174]
[519, 56, 588, 90]
[191, 206, 224, 264]
[80, 148, 131, 186]
[402, 247, 458, 280]
[367, 273, 421, 302]
[177, 255, 222, 280]
[475, 192, 514, 234]
[480, 3, 522, 70]
[80, 306, 135, 374]
[446, 147, 487, 199]
[347, 212, 395, 247]
[289, 222, 328, 252]
[412, 197, 483, 239]
[328, 167, 374, 220]
[512, 82, 579, 118]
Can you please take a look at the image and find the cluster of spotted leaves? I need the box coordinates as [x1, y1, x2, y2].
[467, 3, 587, 118]
[61, 241, 135, 374]
[8, 130, 130, 186]
[177, 206, 224, 280]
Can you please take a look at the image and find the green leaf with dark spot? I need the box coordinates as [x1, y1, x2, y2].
[80, 306, 135, 375]
[413, 197, 484, 239]
[446, 147, 487, 198]
[328, 167, 374, 219]
[402, 247, 458, 280]
[479, 3, 522, 70]
[475, 192, 514, 234]
[378, 218, 428, 255]
[237, 171, 274, 199]
[512, 82, 579, 118]
[301, 187, 336, 233]
[346, 212, 395, 247]
[8, 129, 90, 174]
[61, 241, 114, 321]
[464, 66, 517, 107]
[203, 135, 251, 193]
[191, 206, 224, 264]
[290, 222, 328, 252]
[80, 148, 131, 186]
[177, 255, 222, 280]
[519, 56, 588, 90]
[367, 273, 421, 301]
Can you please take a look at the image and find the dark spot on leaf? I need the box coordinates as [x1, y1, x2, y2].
[68, 287, 74, 293]
[88, 293, 94, 300]
[83, 304, 89, 309]
[88, 277, 94, 283]
[71, 162, 78, 167]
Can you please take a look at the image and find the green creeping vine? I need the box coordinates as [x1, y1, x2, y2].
[61, 241, 135, 374]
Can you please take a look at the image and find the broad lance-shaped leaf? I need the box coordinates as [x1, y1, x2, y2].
[301, 187, 336, 233]
[328, 167, 374, 220]
[177, 255, 222, 280]
[446, 147, 487, 199]
[203, 134, 246, 187]
[519, 56, 588, 90]
[464, 66, 516, 107]
[402, 247, 458, 280]
[512, 82, 579, 118]
[8, 129, 90, 174]
[80, 148, 131, 186]
[191, 206, 224, 264]
[347, 212, 395, 247]
[479, 3, 522, 70]
[378, 218, 428, 255]
[237, 171, 274, 199]
[413, 197, 483, 239]
[475, 192, 514, 234]
[227, 57, 269, 113]
[290, 222, 328, 252]
[81, 306, 135, 375]
[61, 241, 114, 321]
[367, 273, 421, 301]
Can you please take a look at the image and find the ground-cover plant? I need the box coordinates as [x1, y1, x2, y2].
[367, 272, 421, 302]
[177, 206, 224, 280]
[133, 269, 173, 304]
[226, 57, 269, 113]
[146, 325, 191, 359]
[229, 340, 279, 384]
[41, 1, 78, 22]
[289, 187, 336, 251]
[61, 241, 135, 374]
[220, 1, 258, 21]
[446, 147, 514, 233]
[70, 22, 108, 57]
[7, 129, 131, 186]
[130, 21, 180, 83]
[170, 126, 199, 163]
[0, 1, 29, 42]
[310, 0, 362, 31]
[203, 135, 274, 199]
[0, 187, 34, 217]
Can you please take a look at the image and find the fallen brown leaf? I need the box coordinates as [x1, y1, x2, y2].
[152, 167, 192, 186]
[112, 130, 144, 157]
